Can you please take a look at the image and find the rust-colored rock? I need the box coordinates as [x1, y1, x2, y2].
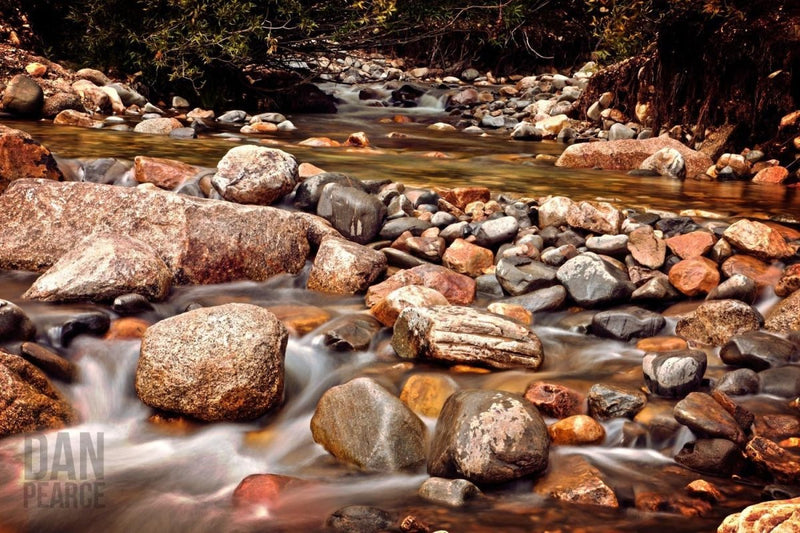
[721, 255, 782, 287]
[233, 474, 309, 507]
[752, 165, 790, 184]
[365, 264, 476, 308]
[524, 382, 582, 418]
[636, 336, 688, 352]
[765, 289, 800, 333]
[666, 231, 716, 259]
[534, 455, 618, 508]
[487, 302, 533, 325]
[775, 263, 800, 297]
[555, 135, 713, 178]
[436, 186, 491, 210]
[0, 125, 63, 193]
[723, 219, 795, 261]
[744, 436, 800, 484]
[53, 109, 98, 128]
[442, 238, 493, 277]
[669, 257, 720, 296]
[266, 304, 331, 336]
[134, 155, 200, 190]
[400, 373, 458, 418]
[566, 200, 622, 235]
[104, 318, 152, 340]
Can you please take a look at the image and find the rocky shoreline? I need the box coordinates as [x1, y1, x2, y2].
[0, 116, 797, 530]
[0, 54, 799, 532]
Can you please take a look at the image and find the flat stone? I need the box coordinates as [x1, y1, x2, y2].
[586, 234, 629, 256]
[720, 331, 798, 370]
[133, 117, 183, 135]
[496, 256, 558, 296]
[758, 366, 800, 397]
[745, 436, 800, 484]
[674, 392, 746, 444]
[534, 455, 618, 508]
[23, 234, 171, 302]
[392, 305, 544, 370]
[642, 349, 707, 397]
[591, 306, 665, 341]
[311, 377, 426, 472]
[675, 299, 762, 346]
[327, 505, 393, 533]
[307, 237, 387, 295]
[723, 219, 795, 261]
[714, 368, 760, 396]
[428, 390, 549, 484]
[666, 231, 716, 259]
[503, 285, 567, 312]
[134, 156, 200, 190]
[135, 303, 286, 421]
[20, 342, 77, 383]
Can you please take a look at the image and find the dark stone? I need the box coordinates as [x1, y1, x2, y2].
[503, 285, 567, 313]
[706, 274, 758, 304]
[591, 306, 666, 341]
[475, 273, 505, 297]
[556, 229, 585, 248]
[673, 392, 746, 444]
[674, 439, 744, 475]
[112, 293, 154, 315]
[758, 366, 800, 397]
[0, 300, 36, 342]
[295, 173, 362, 211]
[714, 368, 760, 396]
[326, 505, 393, 533]
[1, 74, 43, 116]
[556, 252, 635, 308]
[59, 311, 111, 346]
[587, 383, 647, 420]
[655, 217, 699, 237]
[642, 350, 707, 397]
[319, 184, 386, 245]
[319, 314, 382, 352]
[473, 216, 520, 247]
[496, 256, 557, 296]
[382, 247, 428, 269]
[379, 217, 433, 240]
[428, 390, 549, 484]
[720, 331, 798, 370]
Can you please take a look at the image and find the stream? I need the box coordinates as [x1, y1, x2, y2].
[0, 83, 797, 532]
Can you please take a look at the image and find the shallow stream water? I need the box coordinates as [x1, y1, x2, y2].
[0, 86, 798, 532]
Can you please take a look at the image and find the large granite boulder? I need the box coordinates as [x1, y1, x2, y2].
[135, 303, 287, 421]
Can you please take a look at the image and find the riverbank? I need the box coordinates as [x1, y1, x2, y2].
[0, 115, 798, 531]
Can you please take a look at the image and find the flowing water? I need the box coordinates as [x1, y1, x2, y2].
[0, 84, 797, 532]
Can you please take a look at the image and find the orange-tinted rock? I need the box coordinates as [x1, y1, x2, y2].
[765, 289, 800, 333]
[524, 382, 582, 418]
[566, 200, 622, 235]
[399, 373, 458, 417]
[393, 115, 413, 123]
[548, 415, 605, 445]
[718, 496, 800, 533]
[636, 336, 688, 352]
[534, 455, 618, 508]
[442, 238, 493, 277]
[487, 303, 533, 325]
[635, 491, 712, 517]
[298, 137, 341, 147]
[134, 155, 199, 190]
[371, 285, 449, 327]
[763, 221, 800, 241]
[436, 186, 491, 210]
[266, 304, 331, 335]
[233, 474, 308, 507]
[685, 479, 723, 502]
[744, 436, 800, 484]
[104, 318, 151, 340]
[0, 124, 63, 193]
[668, 257, 720, 296]
[25, 62, 47, 77]
[721, 255, 782, 287]
[344, 131, 370, 147]
[752, 166, 790, 184]
[555, 135, 713, 178]
[298, 162, 325, 178]
[666, 231, 716, 259]
[723, 219, 795, 261]
[365, 264, 476, 308]
[240, 122, 278, 134]
[775, 263, 800, 297]
[53, 109, 97, 128]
